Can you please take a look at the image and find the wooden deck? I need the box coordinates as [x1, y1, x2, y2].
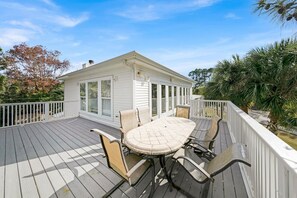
[0, 117, 248, 198]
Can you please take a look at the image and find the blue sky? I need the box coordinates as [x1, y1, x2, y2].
[0, 0, 295, 76]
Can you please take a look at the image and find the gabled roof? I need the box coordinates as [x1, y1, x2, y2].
[59, 51, 195, 83]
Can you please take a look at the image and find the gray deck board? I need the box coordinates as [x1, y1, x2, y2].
[5, 128, 22, 198]
[30, 123, 93, 198]
[0, 129, 6, 198]
[12, 127, 40, 198]
[19, 126, 57, 198]
[0, 117, 248, 198]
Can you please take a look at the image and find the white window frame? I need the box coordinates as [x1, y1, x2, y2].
[99, 76, 113, 119]
[79, 76, 113, 120]
[80, 82, 87, 112]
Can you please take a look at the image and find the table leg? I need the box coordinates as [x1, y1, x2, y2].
[159, 156, 173, 192]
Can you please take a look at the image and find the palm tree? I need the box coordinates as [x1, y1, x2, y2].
[255, 0, 297, 23]
[245, 38, 297, 133]
[205, 55, 250, 113]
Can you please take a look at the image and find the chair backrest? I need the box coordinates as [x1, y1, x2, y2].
[206, 143, 251, 177]
[119, 109, 138, 138]
[93, 129, 129, 180]
[203, 115, 222, 150]
[176, 105, 190, 119]
[137, 107, 151, 125]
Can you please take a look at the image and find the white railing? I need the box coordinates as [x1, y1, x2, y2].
[190, 100, 297, 198]
[190, 99, 228, 120]
[0, 100, 79, 128]
[227, 102, 297, 198]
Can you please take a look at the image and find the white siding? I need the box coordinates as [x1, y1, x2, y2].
[63, 62, 133, 128]
[135, 80, 149, 108]
[134, 64, 192, 118]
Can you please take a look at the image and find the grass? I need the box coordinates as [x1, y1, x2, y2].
[277, 132, 297, 150]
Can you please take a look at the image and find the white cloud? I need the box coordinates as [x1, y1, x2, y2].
[113, 35, 129, 41]
[71, 42, 81, 47]
[0, 2, 89, 28]
[0, 1, 36, 11]
[192, 0, 220, 7]
[115, 0, 220, 21]
[41, 0, 57, 8]
[225, 13, 241, 20]
[0, 28, 33, 47]
[145, 30, 295, 76]
[49, 13, 89, 27]
[6, 20, 43, 33]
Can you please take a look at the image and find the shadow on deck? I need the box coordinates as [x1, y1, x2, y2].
[0, 117, 248, 198]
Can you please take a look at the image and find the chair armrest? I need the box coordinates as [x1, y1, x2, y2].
[120, 127, 126, 133]
[126, 159, 148, 177]
[189, 142, 214, 153]
[174, 155, 214, 182]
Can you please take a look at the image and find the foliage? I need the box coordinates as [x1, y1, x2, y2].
[189, 68, 213, 87]
[0, 48, 7, 101]
[279, 99, 297, 127]
[188, 68, 213, 94]
[192, 86, 206, 95]
[256, 0, 297, 23]
[205, 55, 250, 112]
[205, 39, 297, 133]
[1, 43, 69, 103]
[245, 39, 297, 132]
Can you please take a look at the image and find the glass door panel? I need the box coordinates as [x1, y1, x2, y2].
[151, 84, 157, 116]
[88, 82, 98, 114]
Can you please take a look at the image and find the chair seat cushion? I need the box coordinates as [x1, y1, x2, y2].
[125, 154, 151, 185]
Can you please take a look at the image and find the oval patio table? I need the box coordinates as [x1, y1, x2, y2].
[124, 117, 196, 189]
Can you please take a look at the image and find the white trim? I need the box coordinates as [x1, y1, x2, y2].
[79, 76, 113, 121]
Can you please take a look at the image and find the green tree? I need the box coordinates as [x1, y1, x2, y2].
[205, 55, 250, 113]
[189, 68, 213, 94]
[0, 47, 7, 101]
[256, 0, 297, 23]
[245, 38, 297, 132]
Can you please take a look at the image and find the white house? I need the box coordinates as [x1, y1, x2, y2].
[59, 51, 195, 128]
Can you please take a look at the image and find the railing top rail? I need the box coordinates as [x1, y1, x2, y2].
[228, 101, 297, 174]
[0, 100, 78, 106]
[191, 99, 229, 103]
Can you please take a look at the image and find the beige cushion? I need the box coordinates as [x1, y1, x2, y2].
[120, 109, 138, 133]
[137, 107, 151, 125]
[176, 105, 190, 119]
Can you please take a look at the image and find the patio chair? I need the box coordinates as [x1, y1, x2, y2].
[119, 109, 139, 144]
[176, 105, 190, 119]
[169, 143, 251, 198]
[137, 107, 151, 125]
[188, 115, 222, 160]
[91, 129, 155, 198]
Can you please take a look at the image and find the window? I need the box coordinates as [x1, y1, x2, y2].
[152, 84, 157, 116]
[174, 86, 177, 108]
[79, 77, 113, 118]
[183, 88, 186, 105]
[88, 82, 98, 114]
[161, 85, 166, 113]
[101, 80, 111, 117]
[168, 86, 172, 110]
[80, 83, 86, 111]
[180, 87, 182, 105]
[187, 88, 190, 104]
